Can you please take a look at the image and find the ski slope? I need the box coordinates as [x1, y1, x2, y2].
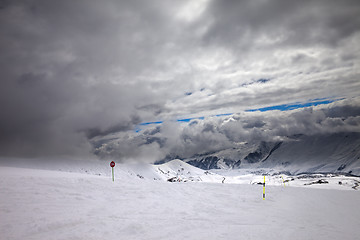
[1, 161, 360, 240]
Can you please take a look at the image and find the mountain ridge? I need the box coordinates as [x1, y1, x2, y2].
[168, 132, 360, 175]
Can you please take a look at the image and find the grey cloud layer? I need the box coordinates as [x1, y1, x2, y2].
[0, 0, 359, 158]
[95, 98, 360, 162]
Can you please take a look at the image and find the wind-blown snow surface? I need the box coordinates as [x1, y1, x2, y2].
[1, 161, 360, 240]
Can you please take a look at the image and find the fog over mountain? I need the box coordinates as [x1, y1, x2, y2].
[0, 0, 359, 171]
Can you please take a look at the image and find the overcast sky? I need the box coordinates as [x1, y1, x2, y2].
[0, 0, 359, 160]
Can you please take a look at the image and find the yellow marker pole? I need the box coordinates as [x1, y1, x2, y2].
[281, 176, 285, 187]
[263, 176, 265, 200]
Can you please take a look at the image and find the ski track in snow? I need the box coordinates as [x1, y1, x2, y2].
[0, 164, 360, 240]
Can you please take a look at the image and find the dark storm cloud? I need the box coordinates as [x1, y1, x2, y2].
[0, 0, 177, 158]
[0, 0, 359, 160]
[84, 115, 141, 139]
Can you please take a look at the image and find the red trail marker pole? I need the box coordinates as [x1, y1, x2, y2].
[110, 161, 115, 181]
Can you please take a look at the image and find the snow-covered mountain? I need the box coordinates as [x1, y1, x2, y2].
[90, 127, 360, 175]
[181, 132, 360, 175]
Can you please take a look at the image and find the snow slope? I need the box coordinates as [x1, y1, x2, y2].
[261, 133, 360, 175]
[183, 133, 360, 175]
[1, 163, 360, 240]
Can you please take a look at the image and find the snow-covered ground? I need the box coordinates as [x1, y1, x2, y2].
[1, 160, 360, 240]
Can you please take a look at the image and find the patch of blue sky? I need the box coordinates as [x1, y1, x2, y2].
[256, 78, 270, 83]
[136, 121, 163, 131]
[241, 78, 270, 87]
[135, 113, 236, 132]
[139, 121, 163, 126]
[134, 127, 142, 133]
[135, 121, 163, 133]
[309, 97, 338, 101]
[214, 113, 233, 117]
[177, 116, 205, 123]
[135, 117, 206, 132]
[246, 98, 343, 112]
[135, 97, 343, 132]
